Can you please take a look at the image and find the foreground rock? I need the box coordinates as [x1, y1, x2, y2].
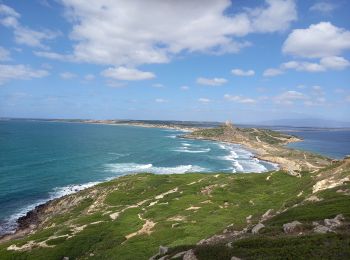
[252, 223, 265, 234]
[283, 221, 302, 234]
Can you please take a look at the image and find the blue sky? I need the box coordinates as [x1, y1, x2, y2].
[0, 0, 349, 123]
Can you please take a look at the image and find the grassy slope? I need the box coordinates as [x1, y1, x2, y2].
[0, 170, 319, 260]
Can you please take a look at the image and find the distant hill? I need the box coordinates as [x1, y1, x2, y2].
[256, 118, 350, 128]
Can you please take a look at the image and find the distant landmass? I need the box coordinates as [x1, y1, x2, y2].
[256, 118, 350, 128]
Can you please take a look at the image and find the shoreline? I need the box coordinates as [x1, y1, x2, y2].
[0, 123, 333, 242]
[0, 132, 279, 241]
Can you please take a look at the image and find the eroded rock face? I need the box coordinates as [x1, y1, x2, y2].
[283, 221, 302, 233]
[252, 223, 265, 234]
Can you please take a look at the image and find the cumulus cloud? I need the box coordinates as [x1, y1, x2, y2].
[197, 77, 227, 86]
[282, 61, 325, 72]
[319, 56, 350, 70]
[248, 0, 297, 33]
[0, 64, 49, 85]
[224, 94, 256, 104]
[283, 22, 350, 58]
[0, 46, 10, 61]
[265, 56, 349, 75]
[101, 67, 155, 81]
[263, 68, 284, 77]
[283, 56, 349, 72]
[231, 69, 255, 76]
[0, 4, 59, 48]
[37, 0, 296, 66]
[60, 72, 77, 79]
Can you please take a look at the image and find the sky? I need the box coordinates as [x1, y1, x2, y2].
[0, 0, 349, 123]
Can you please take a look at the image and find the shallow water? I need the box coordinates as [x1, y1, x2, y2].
[0, 120, 277, 235]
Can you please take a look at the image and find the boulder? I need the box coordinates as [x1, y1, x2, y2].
[252, 223, 265, 234]
[159, 246, 169, 255]
[261, 209, 273, 221]
[324, 214, 344, 229]
[183, 249, 198, 260]
[283, 221, 302, 233]
[313, 225, 332, 234]
[231, 257, 242, 260]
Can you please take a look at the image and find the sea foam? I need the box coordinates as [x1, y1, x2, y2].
[105, 163, 207, 174]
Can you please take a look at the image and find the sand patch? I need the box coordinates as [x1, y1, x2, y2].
[125, 214, 156, 240]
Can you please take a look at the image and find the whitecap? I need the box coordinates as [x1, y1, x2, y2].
[105, 163, 207, 174]
[172, 148, 210, 153]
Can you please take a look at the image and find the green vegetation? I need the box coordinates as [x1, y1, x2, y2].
[1, 157, 349, 259]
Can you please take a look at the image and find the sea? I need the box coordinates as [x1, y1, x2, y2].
[0, 120, 274, 235]
[0, 120, 349, 235]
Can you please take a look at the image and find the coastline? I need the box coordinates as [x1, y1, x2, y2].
[0, 123, 333, 243]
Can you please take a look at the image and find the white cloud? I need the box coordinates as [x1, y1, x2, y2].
[198, 98, 211, 103]
[263, 68, 284, 77]
[281, 56, 349, 72]
[320, 56, 350, 70]
[310, 2, 336, 13]
[224, 94, 256, 104]
[248, 0, 297, 33]
[266, 55, 350, 75]
[101, 66, 155, 81]
[231, 69, 255, 76]
[0, 4, 20, 18]
[14, 27, 59, 49]
[274, 90, 306, 105]
[0, 46, 10, 61]
[38, 0, 296, 66]
[60, 72, 77, 79]
[0, 4, 59, 48]
[197, 77, 227, 86]
[180, 85, 189, 91]
[0, 64, 49, 85]
[155, 98, 167, 103]
[283, 22, 350, 58]
[282, 61, 325, 72]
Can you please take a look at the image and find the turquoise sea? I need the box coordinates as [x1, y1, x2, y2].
[0, 120, 276, 235]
